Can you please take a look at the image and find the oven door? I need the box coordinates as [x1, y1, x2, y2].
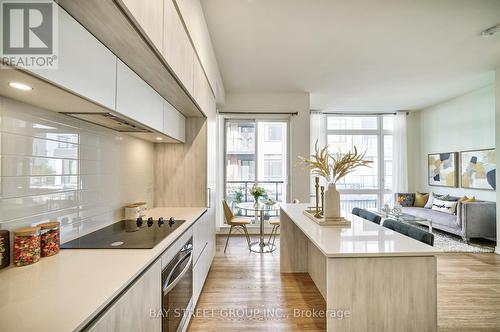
[162, 239, 193, 332]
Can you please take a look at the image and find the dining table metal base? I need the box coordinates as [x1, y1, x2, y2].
[250, 241, 276, 253]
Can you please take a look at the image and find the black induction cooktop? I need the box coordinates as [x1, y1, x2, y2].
[61, 218, 186, 249]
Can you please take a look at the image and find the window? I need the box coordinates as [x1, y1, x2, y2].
[264, 154, 283, 180]
[224, 119, 288, 224]
[264, 125, 283, 142]
[324, 115, 393, 212]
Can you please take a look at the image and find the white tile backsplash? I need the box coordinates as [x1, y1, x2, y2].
[0, 97, 155, 243]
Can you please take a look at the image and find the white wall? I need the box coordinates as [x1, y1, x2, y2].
[0, 97, 155, 243]
[222, 92, 311, 203]
[408, 84, 496, 201]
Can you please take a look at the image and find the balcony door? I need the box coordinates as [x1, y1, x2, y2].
[224, 119, 288, 221]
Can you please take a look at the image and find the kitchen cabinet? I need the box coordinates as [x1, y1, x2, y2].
[86, 260, 162, 332]
[163, 0, 195, 95]
[119, 0, 163, 51]
[193, 59, 216, 117]
[116, 60, 164, 133]
[193, 212, 213, 266]
[31, 5, 117, 110]
[192, 239, 213, 306]
[164, 100, 186, 143]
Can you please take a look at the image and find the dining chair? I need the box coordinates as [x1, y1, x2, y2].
[222, 200, 252, 253]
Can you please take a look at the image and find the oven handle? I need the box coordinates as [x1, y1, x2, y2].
[162, 252, 193, 296]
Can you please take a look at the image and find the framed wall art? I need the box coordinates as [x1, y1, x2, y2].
[428, 152, 458, 187]
[460, 148, 496, 191]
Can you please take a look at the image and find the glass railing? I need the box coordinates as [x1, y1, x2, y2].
[225, 180, 284, 223]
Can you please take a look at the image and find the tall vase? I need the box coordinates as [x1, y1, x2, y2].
[324, 183, 341, 219]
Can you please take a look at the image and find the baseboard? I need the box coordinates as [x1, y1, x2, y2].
[495, 246, 500, 255]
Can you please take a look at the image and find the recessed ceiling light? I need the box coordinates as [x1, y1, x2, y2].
[156, 137, 163, 141]
[481, 24, 500, 37]
[9, 82, 33, 91]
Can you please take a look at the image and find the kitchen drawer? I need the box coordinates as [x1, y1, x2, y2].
[160, 227, 193, 269]
[192, 241, 213, 307]
[192, 212, 210, 265]
[86, 259, 162, 332]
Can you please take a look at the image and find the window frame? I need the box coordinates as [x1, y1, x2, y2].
[325, 114, 393, 207]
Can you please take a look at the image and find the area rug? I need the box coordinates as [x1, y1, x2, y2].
[408, 222, 495, 253]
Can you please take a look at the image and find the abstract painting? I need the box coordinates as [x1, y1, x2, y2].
[460, 149, 496, 191]
[428, 152, 458, 187]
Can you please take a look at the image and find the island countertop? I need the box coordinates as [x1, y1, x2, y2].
[0, 207, 207, 332]
[280, 203, 441, 258]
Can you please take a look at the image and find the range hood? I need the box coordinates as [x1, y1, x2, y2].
[61, 112, 153, 133]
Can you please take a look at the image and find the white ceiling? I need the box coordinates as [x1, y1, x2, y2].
[200, 0, 500, 111]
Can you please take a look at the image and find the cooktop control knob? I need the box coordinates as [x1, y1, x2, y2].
[168, 217, 175, 227]
[136, 217, 143, 227]
[147, 217, 154, 227]
[158, 217, 164, 227]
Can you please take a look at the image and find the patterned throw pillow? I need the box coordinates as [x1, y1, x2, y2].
[396, 193, 415, 207]
[431, 198, 458, 215]
[414, 192, 429, 207]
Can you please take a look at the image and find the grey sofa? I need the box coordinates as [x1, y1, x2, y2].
[395, 193, 496, 242]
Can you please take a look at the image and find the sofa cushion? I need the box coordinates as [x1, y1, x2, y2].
[432, 198, 458, 215]
[395, 193, 415, 207]
[414, 192, 429, 207]
[351, 207, 361, 216]
[402, 206, 458, 228]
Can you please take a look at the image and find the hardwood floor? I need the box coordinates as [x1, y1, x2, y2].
[189, 235, 500, 332]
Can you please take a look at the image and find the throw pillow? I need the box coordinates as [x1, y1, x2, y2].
[431, 198, 458, 215]
[424, 192, 440, 209]
[414, 192, 429, 207]
[463, 196, 477, 203]
[396, 193, 415, 207]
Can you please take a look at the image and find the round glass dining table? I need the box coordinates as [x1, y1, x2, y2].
[236, 202, 280, 253]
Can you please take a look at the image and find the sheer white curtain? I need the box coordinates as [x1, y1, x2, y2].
[392, 112, 408, 193]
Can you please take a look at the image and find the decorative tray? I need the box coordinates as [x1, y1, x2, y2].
[303, 208, 351, 227]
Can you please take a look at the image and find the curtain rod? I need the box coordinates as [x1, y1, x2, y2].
[219, 111, 299, 116]
[311, 111, 409, 115]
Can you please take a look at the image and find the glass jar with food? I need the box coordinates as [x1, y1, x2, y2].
[39, 221, 60, 257]
[13, 227, 41, 266]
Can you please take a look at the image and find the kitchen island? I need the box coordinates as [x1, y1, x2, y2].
[280, 203, 441, 332]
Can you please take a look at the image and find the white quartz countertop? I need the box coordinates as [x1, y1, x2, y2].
[0, 207, 207, 332]
[280, 203, 441, 257]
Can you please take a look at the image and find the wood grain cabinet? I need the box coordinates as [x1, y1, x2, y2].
[116, 60, 164, 133]
[163, 0, 195, 95]
[193, 59, 216, 117]
[31, 5, 117, 110]
[86, 260, 162, 332]
[119, 0, 164, 51]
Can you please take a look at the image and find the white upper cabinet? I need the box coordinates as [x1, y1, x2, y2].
[116, 60, 164, 133]
[163, 0, 195, 95]
[31, 5, 117, 110]
[120, 0, 164, 51]
[164, 100, 186, 142]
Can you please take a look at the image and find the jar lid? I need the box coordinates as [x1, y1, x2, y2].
[38, 221, 60, 230]
[14, 226, 41, 236]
